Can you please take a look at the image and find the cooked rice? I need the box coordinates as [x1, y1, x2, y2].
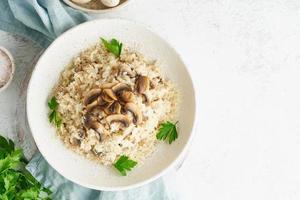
[52, 42, 178, 166]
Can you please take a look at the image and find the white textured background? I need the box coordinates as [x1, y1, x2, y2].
[2, 0, 300, 199]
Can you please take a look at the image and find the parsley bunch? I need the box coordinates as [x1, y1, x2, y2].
[48, 97, 62, 128]
[101, 38, 123, 57]
[0, 135, 52, 199]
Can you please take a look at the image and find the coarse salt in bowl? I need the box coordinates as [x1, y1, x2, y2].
[0, 47, 14, 92]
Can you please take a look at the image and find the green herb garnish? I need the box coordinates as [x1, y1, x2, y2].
[47, 97, 58, 110]
[0, 135, 52, 199]
[156, 121, 178, 144]
[101, 38, 123, 57]
[48, 97, 62, 127]
[113, 155, 137, 176]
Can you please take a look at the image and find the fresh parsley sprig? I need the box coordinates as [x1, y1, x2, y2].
[48, 97, 62, 127]
[113, 155, 137, 176]
[156, 121, 178, 144]
[101, 38, 123, 57]
[0, 135, 52, 199]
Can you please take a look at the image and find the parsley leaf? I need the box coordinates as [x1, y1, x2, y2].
[0, 135, 52, 199]
[0, 149, 23, 173]
[101, 37, 123, 57]
[48, 97, 62, 128]
[0, 136, 14, 157]
[47, 97, 58, 110]
[19, 187, 40, 199]
[156, 121, 178, 144]
[113, 155, 137, 176]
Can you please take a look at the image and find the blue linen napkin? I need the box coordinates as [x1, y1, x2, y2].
[0, 0, 177, 199]
[0, 0, 89, 48]
[27, 153, 171, 200]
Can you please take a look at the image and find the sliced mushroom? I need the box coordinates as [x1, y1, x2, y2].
[112, 83, 131, 94]
[70, 131, 85, 146]
[83, 113, 96, 129]
[136, 76, 150, 94]
[90, 121, 107, 133]
[101, 82, 117, 89]
[141, 93, 150, 105]
[97, 96, 107, 106]
[83, 89, 102, 106]
[124, 102, 142, 124]
[86, 96, 106, 112]
[111, 102, 122, 114]
[91, 122, 109, 141]
[102, 89, 117, 102]
[86, 100, 99, 112]
[104, 101, 121, 115]
[83, 114, 108, 141]
[70, 137, 81, 146]
[106, 114, 130, 127]
[119, 90, 135, 103]
[78, 130, 85, 138]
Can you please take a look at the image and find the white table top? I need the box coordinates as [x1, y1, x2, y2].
[1, 0, 300, 199]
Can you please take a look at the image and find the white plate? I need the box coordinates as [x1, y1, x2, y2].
[27, 19, 197, 191]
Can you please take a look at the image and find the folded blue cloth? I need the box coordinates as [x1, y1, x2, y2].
[0, 0, 90, 48]
[27, 153, 171, 200]
[0, 0, 177, 199]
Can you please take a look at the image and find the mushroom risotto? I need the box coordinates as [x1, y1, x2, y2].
[49, 38, 178, 169]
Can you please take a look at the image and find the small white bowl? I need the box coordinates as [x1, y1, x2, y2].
[63, 0, 133, 14]
[0, 47, 14, 93]
[27, 19, 197, 191]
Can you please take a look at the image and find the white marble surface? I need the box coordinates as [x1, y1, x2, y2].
[2, 0, 300, 199]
